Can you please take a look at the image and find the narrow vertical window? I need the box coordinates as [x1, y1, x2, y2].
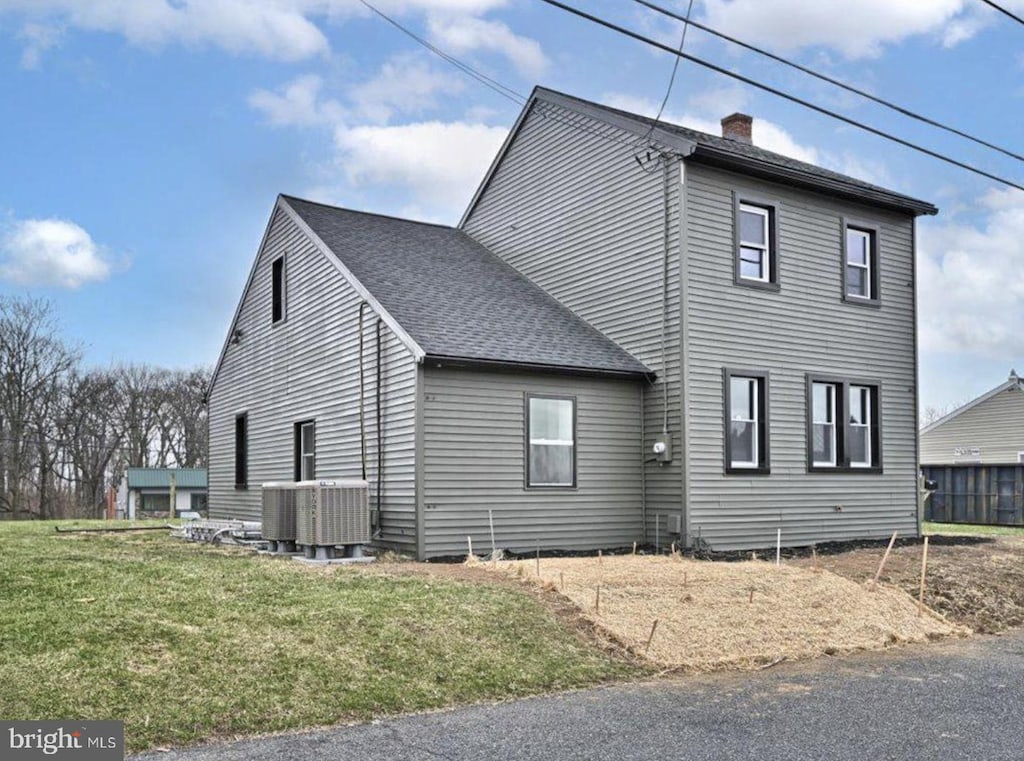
[734, 195, 779, 289]
[724, 369, 770, 473]
[848, 385, 872, 467]
[738, 204, 770, 282]
[812, 382, 837, 467]
[294, 420, 315, 481]
[272, 256, 286, 323]
[842, 222, 879, 304]
[527, 396, 576, 487]
[234, 413, 248, 489]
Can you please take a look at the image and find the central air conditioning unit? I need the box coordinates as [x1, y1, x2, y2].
[295, 480, 371, 560]
[261, 483, 298, 553]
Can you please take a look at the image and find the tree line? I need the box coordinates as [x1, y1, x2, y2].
[0, 295, 210, 519]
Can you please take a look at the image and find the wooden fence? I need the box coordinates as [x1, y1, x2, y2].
[922, 464, 1024, 525]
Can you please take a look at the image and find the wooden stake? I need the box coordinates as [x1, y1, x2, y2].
[644, 619, 660, 654]
[918, 536, 930, 616]
[632, 541, 637, 555]
[748, 588, 754, 603]
[598, 549, 603, 564]
[811, 545, 819, 573]
[536, 546, 540, 576]
[776, 528, 781, 567]
[671, 542, 676, 556]
[467, 536, 473, 559]
[872, 531, 898, 590]
[560, 571, 564, 592]
[488, 509, 496, 565]
[595, 584, 601, 614]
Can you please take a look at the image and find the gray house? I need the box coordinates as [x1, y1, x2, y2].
[920, 371, 1024, 465]
[208, 87, 937, 558]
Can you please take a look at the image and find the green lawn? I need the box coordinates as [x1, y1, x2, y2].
[0, 521, 637, 752]
[923, 521, 1024, 537]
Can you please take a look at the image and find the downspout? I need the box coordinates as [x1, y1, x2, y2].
[358, 302, 368, 480]
[374, 317, 384, 539]
[661, 154, 671, 438]
[640, 383, 647, 534]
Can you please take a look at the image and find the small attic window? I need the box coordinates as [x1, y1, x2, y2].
[272, 256, 286, 324]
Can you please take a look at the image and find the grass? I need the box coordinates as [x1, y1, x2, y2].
[0, 521, 637, 753]
[923, 521, 1024, 537]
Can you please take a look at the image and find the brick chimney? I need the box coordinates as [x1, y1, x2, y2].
[721, 112, 753, 144]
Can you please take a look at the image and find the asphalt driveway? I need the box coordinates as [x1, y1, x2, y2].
[131, 631, 1024, 760]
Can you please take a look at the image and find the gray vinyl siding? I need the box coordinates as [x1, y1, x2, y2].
[684, 163, 919, 549]
[920, 386, 1024, 464]
[421, 367, 643, 557]
[462, 101, 682, 543]
[207, 206, 419, 553]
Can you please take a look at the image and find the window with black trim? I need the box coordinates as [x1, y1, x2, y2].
[724, 368, 770, 474]
[734, 194, 779, 289]
[294, 420, 315, 481]
[234, 413, 248, 489]
[842, 222, 879, 304]
[807, 376, 881, 472]
[272, 255, 286, 323]
[526, 395, 576, 488]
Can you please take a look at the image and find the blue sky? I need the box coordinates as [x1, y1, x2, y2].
[0, 0, 1022, 415]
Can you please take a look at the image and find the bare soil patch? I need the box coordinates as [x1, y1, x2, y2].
[790, 535, 1024, 634]
[471, 554, 964, 671]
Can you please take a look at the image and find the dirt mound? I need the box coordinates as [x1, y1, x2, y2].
[478, 554, 966, 671]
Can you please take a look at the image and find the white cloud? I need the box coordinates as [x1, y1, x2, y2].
[918, 188, 1024, 358]
[349, 54, 465, 122]
[17, 22, 62, 68]
[0, 217, 116, 288]
[332, 120, 508, 216]
[699, 0, 968, 58]
[426, 14, 547, 77]
[249, 74, 342, 127]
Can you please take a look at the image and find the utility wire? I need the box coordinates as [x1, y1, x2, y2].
[641, 0, 695, 143]
[633, 0, 1024, 164]
[358, 0, 642, 152]
[539, 0, 1024, 192]
[978, 0, 1024, 26]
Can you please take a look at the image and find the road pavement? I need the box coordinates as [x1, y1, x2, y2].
[131, 631, 1024, 760]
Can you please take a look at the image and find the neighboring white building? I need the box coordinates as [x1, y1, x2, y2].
[116, 468, 208, 519]
[920, 371, 1024, 465]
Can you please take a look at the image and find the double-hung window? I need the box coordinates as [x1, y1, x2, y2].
[842, 222, 879, 304]
[527, 396, 576, 488]
[807, 376, 881, 472]
[724, 369, 770, 474]
[294, 420, 315, 481]
[734, 194, 779, 289]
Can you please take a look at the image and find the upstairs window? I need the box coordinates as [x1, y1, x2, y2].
[272, 255, 286, 323]
[843, 223, 879, 304]
[724, 369, 770, 474]
[734, 195, 779, 290]
[527, 396, 576, 488]
[294, 420, 315, 481]
[807, 376, 881, 472]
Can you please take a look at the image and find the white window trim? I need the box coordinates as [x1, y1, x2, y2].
[846, 228, 872, 300]
[527, 397, 576, 488]
[739, 203, 770, 283]
[1017, 451, 1024, 464]
[849, 385, 871, 468]
[813, 382, 838, 467]
[730, 376, 760, 468]
[298, 421, 315, 481]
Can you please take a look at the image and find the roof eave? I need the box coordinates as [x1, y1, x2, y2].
[689, 147, 938, 217]
[423, 353, 654, 382]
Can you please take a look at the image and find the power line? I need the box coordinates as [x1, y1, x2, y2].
[538, 0, 1024, 192]
[633, 0, 1024, 164]
[978, 0, 1024, 26]
[357, 0, 642, 152]
[645, 0, 695, 138]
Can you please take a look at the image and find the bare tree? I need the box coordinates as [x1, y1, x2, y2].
[0, 296, 78, 518]
[157, 368, 210, 468]
[116, 364, 165, 468]
[62, 370, 125, 517]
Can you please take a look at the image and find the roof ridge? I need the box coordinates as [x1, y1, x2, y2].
[281, 194, 456, 231]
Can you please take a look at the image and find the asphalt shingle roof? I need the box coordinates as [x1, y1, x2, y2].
[284, 196, 651, 378]
[533, 87, 937, 217]
[126, 468, 207, 490]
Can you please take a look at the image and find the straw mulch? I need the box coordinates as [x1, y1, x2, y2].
[477, 554, 968, 671]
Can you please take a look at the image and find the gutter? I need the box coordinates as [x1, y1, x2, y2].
[422, 354, 654, 382]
